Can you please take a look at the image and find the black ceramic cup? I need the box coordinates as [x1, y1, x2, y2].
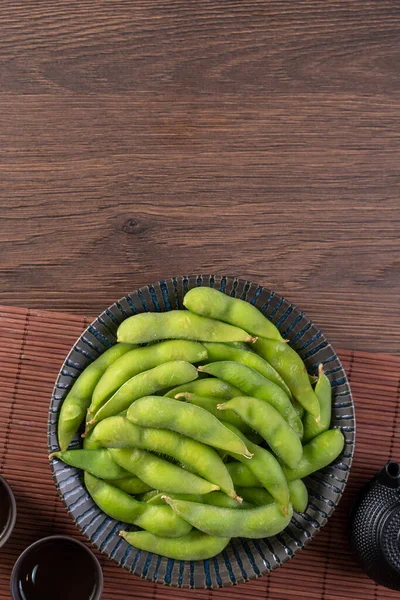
[0, 475, 17, 548]
[10, 535, 103, 600]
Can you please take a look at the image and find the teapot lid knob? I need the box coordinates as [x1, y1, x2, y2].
[378, 462, 400, 489]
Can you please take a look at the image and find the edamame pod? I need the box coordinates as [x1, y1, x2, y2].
[223, 422, 290, 509]
[84, 473, 192, 537]
[91, 416, 240, 500]
[293, 401, 305, 420]
[199, 362, 302, 437]
[237, 482, 308, 512]
[303, 364, 332, 443]
[143, 491, 253, 509]
[90, 340, 207, 416]
[109, 448, 219, 495]
[236, 487, 274, 506]
[82, 429, 102, 449]
[254, 338, 320, 419]
[175, 392, 252, 434]
[104, 476, 152, 495]
[287, 480, 308, 513]
[163, 496, 293, 538]
[203, 342, 291, 397]
[57, 343, 134, 451]
[226, 462, 260, 487]
[120, 530, 230, 561]
[227, 479, 308, 512]
[165, 377, 241, 399]
[50, 449, 130, 480]
[127, 396, 253, 458]
[183, 287, 282, 341]
[117, 310, 256, 344]
[218, 396, 303, 469]
[281, 429, 345, 481]
[89, 361, 198, 425]
[225, 342, 254, 351]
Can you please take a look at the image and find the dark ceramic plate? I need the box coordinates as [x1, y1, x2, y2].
[48, 276, 355, 588]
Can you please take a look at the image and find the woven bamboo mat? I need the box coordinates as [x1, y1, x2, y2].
[0, 306, 399, 600]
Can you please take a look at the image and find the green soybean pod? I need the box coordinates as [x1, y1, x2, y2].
[237, 482, 307, 512]
[49, 449, 130, 480]
[223, 422, 290, 509]
[226, 462, 260, 487]
[82, 429, 102, 450]
[90, 340, 207, 416]
[236, 487, 274, 506]
[109, 448, 219, 495]
[288, 480, 308, 513]
[203, 342, 291, 397]
[228, 462, 309, 511]
[218, 396, 303, 469]
[199, 362, 302, 437]
[143, 491, 203, 505]
[254, 338, 320, 419]
[183, 287, 283, 341]
[143, 491, 253, 509]
[117, 310, 257, 344]
[281, 429, 345, 481]
[89, 361, 198, 425]
[303, 364, 332, 443]
[91, 416, 240, 500]
[164, 496, 293, 539]
[175, 392, 252, 434]
[120, 529, 230, 561]
[293, 400, 305, 420]
[104, 476, 152, 495]
[165, 378, 242, 400]
[84, 473, 192, 538]
[225, 342, 254, 351]
[127, 396, 252, 458]
[138, 489, 162, 503]
[57, 343, 134, 451]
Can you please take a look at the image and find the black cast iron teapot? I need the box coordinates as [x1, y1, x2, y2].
[350, 461, 400, 591]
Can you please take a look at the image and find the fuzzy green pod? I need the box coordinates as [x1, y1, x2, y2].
[183, 287, 282, 340]
[117, 310, 257, 344]
[57, 343, 134, 451]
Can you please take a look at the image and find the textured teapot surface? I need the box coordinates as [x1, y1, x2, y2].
[350, 461, 400, 591]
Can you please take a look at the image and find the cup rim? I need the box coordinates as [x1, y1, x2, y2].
[0, 475, 17, 549]
[10, 534, 104, 600]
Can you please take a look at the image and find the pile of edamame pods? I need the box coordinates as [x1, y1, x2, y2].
[52, 287, 345, 561]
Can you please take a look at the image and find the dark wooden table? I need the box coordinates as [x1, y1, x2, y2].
[1, 1, 399, 354]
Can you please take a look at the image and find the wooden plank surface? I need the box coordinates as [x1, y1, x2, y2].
[0, 305, 400, 599]
[0, 1, 399, 353]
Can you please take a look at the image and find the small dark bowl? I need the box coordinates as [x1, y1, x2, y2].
[0, 476, 17, 548]
[10, 535, 103, 600]
[48, 276, 355, 588]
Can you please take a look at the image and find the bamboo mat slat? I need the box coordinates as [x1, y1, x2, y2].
[0, 305, 399, 599]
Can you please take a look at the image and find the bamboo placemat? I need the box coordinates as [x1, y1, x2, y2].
[0, 305, 399, 600]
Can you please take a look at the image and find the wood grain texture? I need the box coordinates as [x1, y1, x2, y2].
[0, 1, 399, 353]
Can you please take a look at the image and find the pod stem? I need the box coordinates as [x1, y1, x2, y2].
[81, 421, 96, 438]
[175, 392, 190, 399]
[197, 366, 205, 373]
[242, 451, 254, 459]
[281, 504, 289, 517]
[119, 531, 128, 539]
[231, 493, 243, 503]
[318, 363, 324, 376]
[246, 336, 258, 343]
[216, 403, 227, 410]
